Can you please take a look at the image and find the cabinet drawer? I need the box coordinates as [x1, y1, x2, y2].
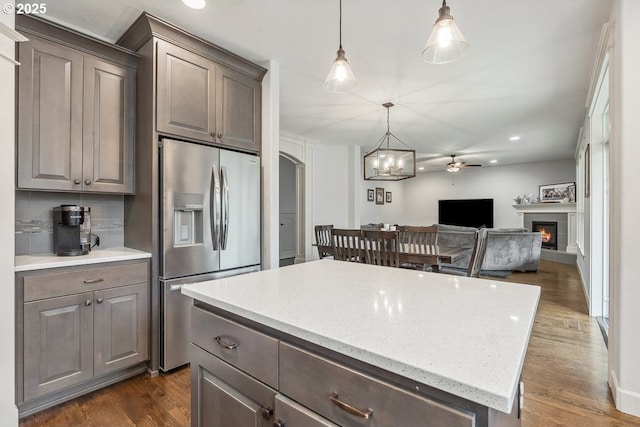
[279, 343, 475, 427]
[23, 261, 148, 302]
[275, 394, 338, 427]
[191, 306, 278, 388]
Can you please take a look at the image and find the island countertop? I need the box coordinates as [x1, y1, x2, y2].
[182, 259, 540, 413]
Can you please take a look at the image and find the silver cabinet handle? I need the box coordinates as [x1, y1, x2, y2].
[83, 278, 104, 284]
[84, 179, 92, 185]
[96, 298, 104, 304]
[85, 300, 92, 306]
[217, 133, 222, 139]
[210, 131, 216, 138]
[273, 420, 285, 427]
[169, 284, 183, 292]
[329, 392, 373, 420]
[214, 336, 237, 350]
[74, 179, 81, 185]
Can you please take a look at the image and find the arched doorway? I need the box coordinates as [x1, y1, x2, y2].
[278, 151, 306, 264]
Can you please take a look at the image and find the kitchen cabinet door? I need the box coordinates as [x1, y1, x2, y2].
[274, 394, 338, 427]
[17, 28, 136, 194]
[94, 282, 148, 376]
[216, 66, 261, 153]
[17, 36, 84, 191]
[23, 292, 94, 401]
[156, 40, 217, 143]
[83, 56, 135, 194]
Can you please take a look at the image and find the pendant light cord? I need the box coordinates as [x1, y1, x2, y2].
[339, 0, 343, 49]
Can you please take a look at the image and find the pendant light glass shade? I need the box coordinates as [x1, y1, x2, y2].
[363, 103, 416, 181]
[324, 48, 357, 92]
[422, 1, 468, 64]
[182, 0, 206, 9]
[325, 0, 357, 93]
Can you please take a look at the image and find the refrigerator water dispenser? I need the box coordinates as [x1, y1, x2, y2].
[173, 193, 203, 246]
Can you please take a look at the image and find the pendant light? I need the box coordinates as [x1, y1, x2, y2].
[324, 0, 357, 93]
[422, 0, 468, 64]
[363, 103, 416, 181]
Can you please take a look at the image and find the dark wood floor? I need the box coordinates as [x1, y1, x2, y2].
[19, 260, 640, 426]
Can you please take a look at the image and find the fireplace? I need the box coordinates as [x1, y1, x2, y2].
[532, 221, 558, 250]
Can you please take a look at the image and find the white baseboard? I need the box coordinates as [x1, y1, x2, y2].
[575, 259, 590, 309]
[609, 369, 640, 417]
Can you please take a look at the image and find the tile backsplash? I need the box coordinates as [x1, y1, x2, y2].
[15, 191, 125, 255]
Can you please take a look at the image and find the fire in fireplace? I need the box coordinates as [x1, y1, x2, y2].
[532, 221, 558, 250]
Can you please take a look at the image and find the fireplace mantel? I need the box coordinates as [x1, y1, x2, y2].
[513, 203, 577, 254]
[513, 202, 576, 214]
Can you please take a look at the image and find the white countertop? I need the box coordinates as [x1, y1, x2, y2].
[15, 247, 152, 272]
[182, 259, 540, 413]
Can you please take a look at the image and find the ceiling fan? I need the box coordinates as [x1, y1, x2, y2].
[446, 154, 482, 173]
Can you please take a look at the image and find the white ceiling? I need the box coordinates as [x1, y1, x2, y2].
[39, 0, 612, 171]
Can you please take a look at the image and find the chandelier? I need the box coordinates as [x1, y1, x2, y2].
[363, 103, 416, 181]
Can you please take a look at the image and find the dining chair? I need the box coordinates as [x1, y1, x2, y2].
[314, 225, 335, 259]
[362, 230, 400, 268]
[438, 228, 489, 278]
[332, 228, 364, 263]
[396, 225, 438, 271]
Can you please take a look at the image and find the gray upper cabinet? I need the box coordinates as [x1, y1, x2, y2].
[117, 13, 266, 154]
[217, 66, 262, 152]
[156, 40, 216, 143]
[17, 37, 84, 192]
[16, 16, 136, 194]
[156, 40, 261, 152]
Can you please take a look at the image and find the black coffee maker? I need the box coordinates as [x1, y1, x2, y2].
[53, 205, 89, 256]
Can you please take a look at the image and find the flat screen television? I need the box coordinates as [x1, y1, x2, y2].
[438, 199, 494, 228]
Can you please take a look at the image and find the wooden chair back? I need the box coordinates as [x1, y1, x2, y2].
[467, 228, 489, 277]
[314, 225, 335, 259]
[397, 225, 438, 255]
[332, 228, 364, 263]
[362, 230, 400, 268]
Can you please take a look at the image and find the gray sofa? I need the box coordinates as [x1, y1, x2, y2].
[435, 224, 542, 272]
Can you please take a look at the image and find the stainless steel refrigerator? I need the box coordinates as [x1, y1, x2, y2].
[159, 138, 260, 371]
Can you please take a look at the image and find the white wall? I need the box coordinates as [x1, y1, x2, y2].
[313, 144, 351, 228]
[360, 180, 406, 226]
[1, 3, 18, 424]
[609, 0, 640, 417]
[400, 160, 576, 227]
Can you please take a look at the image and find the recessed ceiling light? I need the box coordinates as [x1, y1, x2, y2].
[490, 159, 498, 164]
[182, 0, 205, 9]
[509, 135, 521, 141]
[418, 166, 425, 171]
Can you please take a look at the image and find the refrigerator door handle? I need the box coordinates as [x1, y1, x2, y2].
[221, 166, 230, 250]
[211, 164, 221, 250]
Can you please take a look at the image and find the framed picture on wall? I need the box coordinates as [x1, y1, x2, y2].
[539, 182, 576, 203]
[367, 189, 374, 202]
[375, 187, 385, 205]
[386, 191, 392, 203]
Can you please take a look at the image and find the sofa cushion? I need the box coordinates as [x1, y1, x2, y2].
[482, 232, 542, 272]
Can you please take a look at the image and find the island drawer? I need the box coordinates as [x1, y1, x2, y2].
[279, 342, 475, 427]
[191, 306, 278, 388]
[22, 261, 148, 302]
[274, 394, 339, 427]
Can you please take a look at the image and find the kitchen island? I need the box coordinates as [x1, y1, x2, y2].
[182, 259, 540, 426]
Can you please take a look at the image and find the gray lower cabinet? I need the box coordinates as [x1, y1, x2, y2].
[16, 260, 149, 416]
[156, 38, 262, 153]
[190, 344, 276, 427]
[16, 16, 136, 194]
[190, 304, 522, 427]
